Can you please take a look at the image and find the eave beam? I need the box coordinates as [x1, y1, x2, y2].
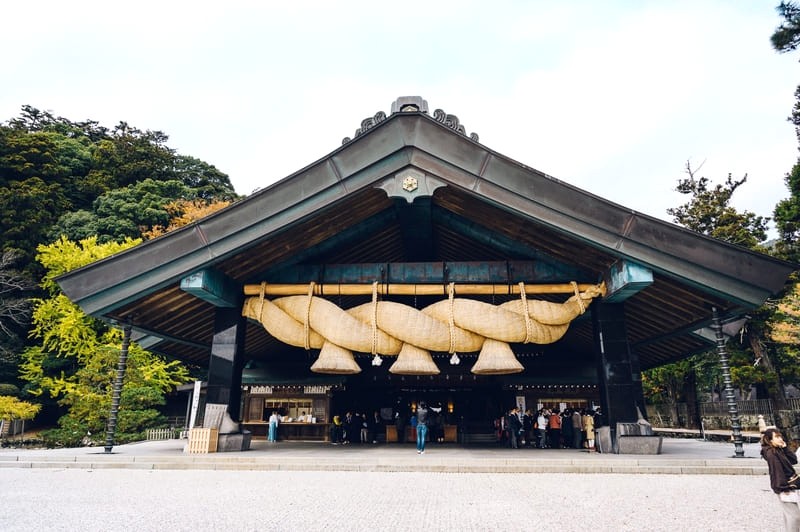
[180, 268, 241, 308]
[602, 260, 653, 303]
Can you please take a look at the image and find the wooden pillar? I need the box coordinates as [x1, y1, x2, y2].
[592, 302, 639, 437]
[207, 307, 246, 420]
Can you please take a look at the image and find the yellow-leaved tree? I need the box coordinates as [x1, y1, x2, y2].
[20, 236, 192, 447]
[0, 395, 41, 440]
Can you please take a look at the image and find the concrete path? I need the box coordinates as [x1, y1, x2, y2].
[0, 437, 769, 475]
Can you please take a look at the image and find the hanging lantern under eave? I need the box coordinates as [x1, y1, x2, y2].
[310, 342, 361, 374]
[389, 343, 440, 375]
[471, 338, 524, 375]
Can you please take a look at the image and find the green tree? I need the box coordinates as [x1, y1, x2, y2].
[173, 155, 238, 202]
[49, 178, 195, 243]
[0, 106, 237, 270]
[645, 160, 784, 419]
[772, 3, 800, 263]
[19, 236, 191, 446]
[667, 161, 769, 249]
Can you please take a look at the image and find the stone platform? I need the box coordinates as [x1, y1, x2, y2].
[0, 436, 768, 475]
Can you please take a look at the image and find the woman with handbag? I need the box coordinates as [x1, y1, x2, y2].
[762, 427, 800, 530]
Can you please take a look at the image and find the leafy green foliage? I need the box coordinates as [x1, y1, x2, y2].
[774, 160, 800, 263]
[49, 178, 195, 243]
[173, 155, 238, 202]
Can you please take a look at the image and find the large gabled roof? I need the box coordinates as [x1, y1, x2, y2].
[56, 97, 795, 371]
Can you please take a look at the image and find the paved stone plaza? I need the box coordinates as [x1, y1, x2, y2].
[0, 437, 783, 531]
[0, 468, 779, 531]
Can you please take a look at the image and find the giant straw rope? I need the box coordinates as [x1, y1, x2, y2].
[241, 281, 605, 375]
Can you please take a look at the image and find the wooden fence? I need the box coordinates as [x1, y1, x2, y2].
[146, 428, 178, 441]
[646, 398, 799, 427]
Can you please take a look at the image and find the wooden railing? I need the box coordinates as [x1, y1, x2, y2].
[146, 428, 178, 441]
[646, 398, 791, 427]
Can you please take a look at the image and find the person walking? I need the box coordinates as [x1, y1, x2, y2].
[416, 401, 430, 454]
[761, 427, 800, 530]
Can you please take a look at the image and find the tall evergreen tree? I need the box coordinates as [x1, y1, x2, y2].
[772, 1, 800, 263]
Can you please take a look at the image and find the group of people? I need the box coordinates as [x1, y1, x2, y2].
[327, 403, 448, 454]
[329, 410, 383, 445]
[499, 407, 599, 451]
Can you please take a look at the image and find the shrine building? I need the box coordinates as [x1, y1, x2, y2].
[56, 96, 795, 447]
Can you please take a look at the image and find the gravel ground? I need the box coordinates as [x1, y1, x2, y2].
[1, 469, 780, 531]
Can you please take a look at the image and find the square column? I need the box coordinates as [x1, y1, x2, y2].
[592, 302, 640, 435]
[206, 307, 246, 420]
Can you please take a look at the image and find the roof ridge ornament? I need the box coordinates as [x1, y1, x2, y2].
[342, 96, 479, 144]
[432, 108, 479, 142]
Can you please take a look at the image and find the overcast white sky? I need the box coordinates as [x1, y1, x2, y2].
[2, 1, 798, 236]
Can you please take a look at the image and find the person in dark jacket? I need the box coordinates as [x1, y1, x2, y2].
[506, 407, 522, 449]
[522, 409, 534, 447]
[761, 427, 800, 530]
[395, 411, 406, 443]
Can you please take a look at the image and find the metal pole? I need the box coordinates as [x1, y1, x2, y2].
[711, 307, 745, 457]
[104, 319, 132, 453]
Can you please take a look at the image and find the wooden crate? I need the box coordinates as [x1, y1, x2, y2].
[188, 427, 218, 453]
